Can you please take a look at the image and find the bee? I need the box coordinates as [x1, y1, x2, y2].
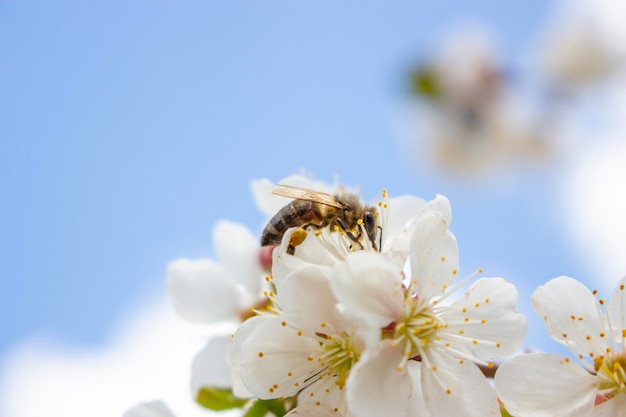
[261, 185, 379, 254]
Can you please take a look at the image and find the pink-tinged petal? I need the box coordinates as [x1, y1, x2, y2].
[605, 276, 626, 343]
[191, 334, 233, 393]
[123, 401, 176, 417]
[494, 353, 597, 417]
[347, 341, 413, 417]
[421, 348, 499, 417]
[410, 210, 459, 300]
[405, 361, 431, 417]
[227, 315, 273, 398]
[213, 220, 266, 300]
[276, 265, 340, 334]
[532, 276, 607, 355]
[239, 316, 321, 399]
[441, 278, 527, 359]
[167, 258, 240, 323]
[593, 392, 626, 417]
[331, 251, 404, 329]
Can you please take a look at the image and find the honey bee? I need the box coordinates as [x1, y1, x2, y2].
[261, 185, 379, 254]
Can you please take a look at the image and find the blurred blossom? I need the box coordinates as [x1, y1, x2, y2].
[539, 19, 615, 90]
[124, 401, 177, 417]
[407, 29, 551, 176]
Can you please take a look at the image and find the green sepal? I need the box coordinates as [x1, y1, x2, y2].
[196, 387, 248, 411]
[243, 399, 287, 417]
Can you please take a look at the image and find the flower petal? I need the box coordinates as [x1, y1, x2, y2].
[380, 195, 427, 252]
[191, 333, 233, 393]
[285, 403, 336, 417]
[605, 276, 626, 343]
[227, 314, 273, 398]
[410, 210, 459, 300]
[420, 348, 499, 417]
[441, 278, 527, 359]
[276, 265, 340, 334]
[494, 353, 597, 417]
[346, 341, 413, 417]
[238, 316, 321, 399]
[532, 276, 607, 355]
[213, 220, 266, 302]
[167, 258, 240, 323]
[331, 251, 404, 330]
[405, 361, 430, 417]
[382, 195, 450, 260]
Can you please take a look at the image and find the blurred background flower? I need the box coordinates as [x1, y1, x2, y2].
[2, 0, 626, 416]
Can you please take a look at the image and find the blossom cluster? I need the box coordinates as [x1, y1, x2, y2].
[125, 175, 626, 417]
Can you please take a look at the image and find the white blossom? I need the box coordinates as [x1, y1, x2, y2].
[495, 276, 626, 417]
[168, 220, 267, 324]
[227, 264, 367, 416]
[330, 209, 527, 417]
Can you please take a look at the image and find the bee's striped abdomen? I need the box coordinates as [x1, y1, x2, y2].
[260, 200, 323, 246]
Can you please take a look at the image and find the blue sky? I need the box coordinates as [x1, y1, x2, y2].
[2, 0, 589, 372]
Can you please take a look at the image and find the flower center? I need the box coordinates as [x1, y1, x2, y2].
[317, 332, 360, 389]
[390, 297, 445, 365]
[595, 352, 626, 398]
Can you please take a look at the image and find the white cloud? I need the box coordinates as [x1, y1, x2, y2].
[0, 295, 240, 417]
[561, 134, 626, 290]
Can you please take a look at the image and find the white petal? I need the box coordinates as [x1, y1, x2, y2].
[420, 348, 499, 417]
[285, 403, 336, 417]
[593, 393, 626, 417]
[227, 314, 273, 398]
[380, 195, 426, 252]
[494, 353, 597, 417]
[405, 361, 431, 417]
[605, 275, 626, 343]
[213, 220, 265, 301]
[410, 210, 459, 300]
[382, 195, 450, 259]
[441, 278, 527, 359]
[238, 316, 321, 399]
[532, 276, 607, 355]
[123, 401, 176, 417]
[270, 228, 313, 283]
[347, 341, 413, 417]
[276, 265, 340, 334]
[167, 258, 240, 323]
[191, 333, 233, 393]
[331, 251, 404, 329]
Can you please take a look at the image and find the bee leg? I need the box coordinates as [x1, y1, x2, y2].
[336, 218, 364, 250]
[287, 228, 308, 255]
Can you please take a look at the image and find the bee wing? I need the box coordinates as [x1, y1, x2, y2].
[272, 184, 343, 209]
